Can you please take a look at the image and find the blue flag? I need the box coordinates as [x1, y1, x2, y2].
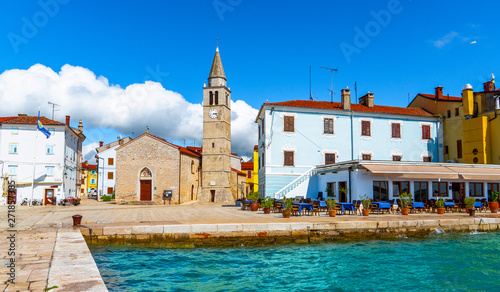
[37, 111, 51, 139]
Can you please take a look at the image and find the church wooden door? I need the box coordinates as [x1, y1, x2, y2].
[140, 180, 152, 201]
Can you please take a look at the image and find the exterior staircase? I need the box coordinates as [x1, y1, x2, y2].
[274, 167, 317, 199]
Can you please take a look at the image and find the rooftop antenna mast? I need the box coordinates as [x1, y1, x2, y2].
[47, 101, 60, 120]
[309, 65, 313, 100]
[320, 67, 338, 102]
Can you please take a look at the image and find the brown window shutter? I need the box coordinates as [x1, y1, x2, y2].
[107, 172, 113, 179]
[457, 140, 462, 158]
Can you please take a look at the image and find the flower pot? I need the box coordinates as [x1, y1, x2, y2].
[263, 208, 271, 214]
[437, 208, 445, 215]
[250, 202, 259, 211]
[362, 209, 370, 216]
[401, 208, 410, 215]
[282, 210, 291, 218]
[489, 202, 499, 213]
[328, 210, 336, 217]
[72, 215, 82, 226]
[469, 208, 475, 217]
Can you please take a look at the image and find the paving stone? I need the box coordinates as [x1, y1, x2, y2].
[191, 224, 218, 233]
[242, 223, 269, 232]
[163, 224, 192, 234]
[216, 224, 242, 232]
[103, 226, 132, 235]
[131, 225, 163, 234]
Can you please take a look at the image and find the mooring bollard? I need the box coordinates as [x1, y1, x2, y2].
[72, 215, 83, 226]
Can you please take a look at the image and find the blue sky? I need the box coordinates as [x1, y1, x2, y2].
[0, 0, 499, 160]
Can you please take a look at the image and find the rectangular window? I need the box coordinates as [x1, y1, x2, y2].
[107, 187, 113, 195]
[432, 182, 448, 197]
[262, 119, 265, 135]
[469, 182, 483, 197]
[262, 152, 264, 169]
[9, 144, 18, 154]
[323, 118, 334, 134]
[325, 153, 335, 165]
[391, 123, 401, 138]
[422, 125, 431, 140]
[457, 140, 462, 159]
[8, 165, 17, 176]
[327, 182, 336, 197]
[373, 181, 388, 201]
[90, 178, 96, 184]
[91, 170, 96, 175]
[247, 170, 252, 179]
[488, 183, 499, 201]
[447, 110, 451, 118]
[455, 108, 459, 116]
[46, 144, 54, 155]
[49, 128, 55, 135]
[393, 181, 409, 197]
[258, 125, 261, 140]
[107, 172, 114, 179]
[362, 154, 371, 160]
[423, 156, 432, 162]
[12, 128, 18, 135]
[392, 155, 401, 161]
[284, 151, 294, 166]
[361, 121, 371, 136]
[444, 145, 449, 155]
[284, 116, 294, 132]
[414, 182, 428, 201]
[108, 158, 114, 166]
[46, 166, 54, 176]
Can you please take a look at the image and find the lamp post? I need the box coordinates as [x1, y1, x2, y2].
[96, 156, 104, 201]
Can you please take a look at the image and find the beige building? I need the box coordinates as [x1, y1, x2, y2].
[115, 133, 201, 204]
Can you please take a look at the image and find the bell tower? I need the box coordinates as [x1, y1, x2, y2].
[201, 47, 233, 203]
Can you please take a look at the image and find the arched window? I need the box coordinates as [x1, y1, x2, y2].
[226, 94, 228, 106]
[215, 91, 219, 105]
[140, 168, 152, 177]
[209, 92, 213, 105]
[191, 185, 194, 200]
[191, 161, 195, 174]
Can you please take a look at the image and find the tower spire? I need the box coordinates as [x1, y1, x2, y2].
[208, 47, 226, 87]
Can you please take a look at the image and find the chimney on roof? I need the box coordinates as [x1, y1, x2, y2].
[483, 80, 495, 92]
[18, 114, 27, 117]
[65, 115, 70, 126]
[341, 88, 351, 110]
[359, 92, 374, 108]
[435, 86, 443, 100]
[99, 141, 104, 147]
[78, 120, 83, 132]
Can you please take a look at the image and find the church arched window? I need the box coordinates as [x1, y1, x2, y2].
[215, 91, 219, 105]
[226, 94, 229, 106]
[191, 161, 195, 174]
[209, 92, 213, 105]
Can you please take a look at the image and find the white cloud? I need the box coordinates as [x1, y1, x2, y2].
[0, 64, 258, 157]
[82, 142, 99, 163]
[433, 31, 470, 48]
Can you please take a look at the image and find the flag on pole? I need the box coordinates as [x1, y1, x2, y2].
[37, 111, 51, 138]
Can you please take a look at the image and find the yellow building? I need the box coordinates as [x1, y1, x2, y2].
[461, 79, 500, 164]
[240, 145, 259, 196]
[81, 161, 98, 196]
[409, 86, 463, 162]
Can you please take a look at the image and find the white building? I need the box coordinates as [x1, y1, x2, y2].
[0, 115, 85, 205]
[95, 137, 132, 197]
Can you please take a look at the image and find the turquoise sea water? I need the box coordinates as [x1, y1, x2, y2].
[90, 232, 500, 292]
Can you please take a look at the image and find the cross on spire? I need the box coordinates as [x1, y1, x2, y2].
[216, 37, 220, 47]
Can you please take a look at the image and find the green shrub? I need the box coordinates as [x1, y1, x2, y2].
[101, 195, 111, 202]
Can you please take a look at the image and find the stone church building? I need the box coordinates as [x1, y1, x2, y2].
[114, 48, 245, 204]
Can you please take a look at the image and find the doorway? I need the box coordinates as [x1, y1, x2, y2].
[452, 182, 464, 201]
[140, 180, 152, 201]
[339, 181, 347, 202]
[191, 185, 194, 201]
[210, 190, 215, 202]
[44, 189, 55, 205]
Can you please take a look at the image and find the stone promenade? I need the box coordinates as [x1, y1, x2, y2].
[1, 197, 499, 291]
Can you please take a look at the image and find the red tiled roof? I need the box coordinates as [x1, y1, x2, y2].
[264, 100, 434, 117]
[231, 168, 245, 175]
[81, 161, 97, 170]
[1, 116, 66, 125]
[241, 162, 253, 170]
[0, 117, 15, 123]
[254, 145, 258, 150]
[418, 93, 462, 102]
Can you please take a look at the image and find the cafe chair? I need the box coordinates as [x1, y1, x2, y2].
[292, 204, 301, 216]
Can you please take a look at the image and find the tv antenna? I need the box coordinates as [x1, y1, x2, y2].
[47, 101, 61, 120]
[320, 67, 338, 102]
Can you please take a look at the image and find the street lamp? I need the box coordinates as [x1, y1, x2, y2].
[96, 156, 104, 201]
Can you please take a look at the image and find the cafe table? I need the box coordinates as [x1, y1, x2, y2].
[336, 202, 355, 214]
[292, 202, 313, 213]
[412, 202, 425, 209]
[372, 201, 391, 210]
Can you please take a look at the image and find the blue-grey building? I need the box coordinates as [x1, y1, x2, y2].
[255, 89, 443, 200]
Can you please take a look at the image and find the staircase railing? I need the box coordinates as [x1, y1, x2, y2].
[274, 167, 317, 199]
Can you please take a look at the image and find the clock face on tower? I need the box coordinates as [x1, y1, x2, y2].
[209, 108, 219, 119]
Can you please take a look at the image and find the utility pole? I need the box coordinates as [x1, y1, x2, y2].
[320, 67, 338, 102]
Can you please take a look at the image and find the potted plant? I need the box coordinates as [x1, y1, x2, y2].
[325, 198, 336, 217]
[435, 198, 445, 214]
[464, 197, 475, 216]
[399, 192, 412, 215]
[361, 194, 371, 216]
[247, 191, 260, 211]
[282, 197, 293, 218]
[325, 187, 333, 197]
[489, 191, 499, 213]
[260, 197, 274, 214]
